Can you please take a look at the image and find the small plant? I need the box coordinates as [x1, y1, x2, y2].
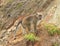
[52, 42, 59, 46]
[48, 27, 57, 36]
[44, 23, 58, 36]
[16, 3, 23, 9]
[24, 33, 39, 42]
[56, 29, 60, 35]
[24, 33, 39, 46]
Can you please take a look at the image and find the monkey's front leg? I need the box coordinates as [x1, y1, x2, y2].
[33, 22, 38, 35]
[30, 21, 37, 35]
[25, 23, 31, 34]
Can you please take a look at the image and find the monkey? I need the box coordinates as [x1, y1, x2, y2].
[22, 13, 43, 35]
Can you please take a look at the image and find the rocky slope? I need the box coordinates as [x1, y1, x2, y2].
[0, 0, 58, 46]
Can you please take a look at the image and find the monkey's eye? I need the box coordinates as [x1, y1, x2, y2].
[37, 14, 42, 17]
[8, 14, 11, 17]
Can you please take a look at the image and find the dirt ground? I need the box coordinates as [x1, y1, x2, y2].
[9, 24, 60, 46]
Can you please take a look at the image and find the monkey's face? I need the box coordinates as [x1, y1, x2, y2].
[36, 13, 43, 26]
[38, 15, 42, 20]
[36, 12, 43, 20]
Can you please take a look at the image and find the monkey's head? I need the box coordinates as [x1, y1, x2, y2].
[36, 12, 43, 20]
[36, 12, 44, 26]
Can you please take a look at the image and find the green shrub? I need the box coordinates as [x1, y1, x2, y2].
[57, 29, 60, 35]
[52, 42, 59, 46]
[44, 23, 59, 36]
[24, 33, 39, 42]
[16, 3, 23, 9]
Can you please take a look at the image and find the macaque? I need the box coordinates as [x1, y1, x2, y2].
[22, 12, 43, 34]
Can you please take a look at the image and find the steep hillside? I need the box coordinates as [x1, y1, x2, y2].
[0, 0, 58, 46]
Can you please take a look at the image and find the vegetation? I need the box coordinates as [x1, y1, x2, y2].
[52, 42, 59, 46]
[16, 3, 23, 9]
[24, 33, 39, 42]
[56, 29, 60, 35]
[44, 23, 60, 36]
[24, 33, 39, 46]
